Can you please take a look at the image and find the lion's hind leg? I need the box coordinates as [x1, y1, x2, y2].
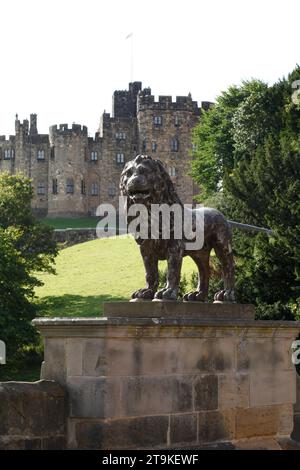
[213, 239, 235, 302]
[183, 250, 210, 302]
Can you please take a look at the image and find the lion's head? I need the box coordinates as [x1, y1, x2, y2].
[120, 154, 181, 205]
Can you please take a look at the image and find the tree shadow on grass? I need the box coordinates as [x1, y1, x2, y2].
[35, 294, 128, 318]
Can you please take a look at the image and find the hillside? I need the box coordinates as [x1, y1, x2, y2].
[35, 235, 197, 317]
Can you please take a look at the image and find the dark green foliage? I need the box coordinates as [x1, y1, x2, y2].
[0, 173, 57, 378]
[191, 66, 300, 319]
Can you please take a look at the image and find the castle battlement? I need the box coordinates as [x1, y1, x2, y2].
[0, 135, 15, 143]
[49, 123, 88, 136]
[137, 92, 200, 113]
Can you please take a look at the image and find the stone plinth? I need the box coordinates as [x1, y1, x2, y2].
[32, 302, 300, 450]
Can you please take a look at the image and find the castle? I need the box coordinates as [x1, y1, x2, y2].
[0, 82, 211, 217]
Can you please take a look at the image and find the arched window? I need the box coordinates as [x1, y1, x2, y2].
[91, 151, 98, 161]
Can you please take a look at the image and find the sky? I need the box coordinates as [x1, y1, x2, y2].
[0, 0, 299, 137]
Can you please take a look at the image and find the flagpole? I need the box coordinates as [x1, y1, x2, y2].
[126, 33, 133, 83]
[130, 34, 133, 82]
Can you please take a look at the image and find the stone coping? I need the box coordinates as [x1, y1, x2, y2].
[32, 316, 300, 330]
[103, 301, 255, 319]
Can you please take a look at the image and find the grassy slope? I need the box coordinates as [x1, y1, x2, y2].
[35, 236, 197, 317]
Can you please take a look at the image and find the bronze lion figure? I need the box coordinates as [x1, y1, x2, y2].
[120, 154, 235, 302]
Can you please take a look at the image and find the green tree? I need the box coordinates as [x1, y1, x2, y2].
[191, 65, 300, 319]
[0, 173, 57, 375]
[191, 79, 271, 201]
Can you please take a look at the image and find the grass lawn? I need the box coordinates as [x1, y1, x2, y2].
[40, 217, 100, 229]
[35, 235, 198, 317]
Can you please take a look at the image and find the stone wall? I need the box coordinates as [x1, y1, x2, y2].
[53, 228, 98, 247]
[33, 302, 300, 450]
[0, 380, 67, 450]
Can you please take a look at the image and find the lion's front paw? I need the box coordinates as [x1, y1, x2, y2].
[131, 288, 155, 300]
[183, 290, 206, 302]
[214, 289, 235, 302]
[154, 288, 177, 301]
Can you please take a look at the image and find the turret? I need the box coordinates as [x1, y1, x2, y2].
[30, 114, 38, 135]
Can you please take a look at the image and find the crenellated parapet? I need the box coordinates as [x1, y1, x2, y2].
[137, 90, 200, 114]
[0, 135, 15, 143]
[49, 123, 88, 138]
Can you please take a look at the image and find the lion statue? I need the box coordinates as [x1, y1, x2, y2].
[120, 154, 235, 302]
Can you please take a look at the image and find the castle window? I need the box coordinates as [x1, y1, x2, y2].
[4, 149, 13, 160]
[171, 138, 179, 152]
[91, 151, 98, 161]
[52, 179, 58, 194]
[142, 138, 147, 152]
[81, 179, 86, 195]
[91, 182, 99, 196]
[174, 116, 180, 126]
[152, 141, 157, 152]
[37, 149, 45, 161]
[116, 153, 125, 165]
[108, 183, 116, 198]
[37, 182, 46, 195]
[115, 132, 126, 140]
[169, 167, 176, 177]
[66, 178, 74, 194]
[50, 146, 55, 160]
[153, 116, 162, 126]
[89, 206, 97, 216]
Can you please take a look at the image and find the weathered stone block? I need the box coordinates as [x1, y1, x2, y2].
[170, 413, 197, 445]
[68, 377, 121, 419]
[278, 404, 294, 437]
[0, 380, 66, 437]
[82, 339, 107, 376]
[121, 375, 193, 416]
[42, 436, 66, 450]
[194, 375, 218, 411]
[195, 339, 235, 372]
[0, 437, 42, 450]
[198, 410, 235, 442]
[66, 339, 83, 376]
[249, 370, 296, 406]
[42, 338, 66, 383]
[237, 339, 288, 371]
[218, 373, 249, 409]
[74, 416, 169, 449]
[236, 406, 280, 439]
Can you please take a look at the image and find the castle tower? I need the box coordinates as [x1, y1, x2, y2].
[136, 89, 201, 204]
[48, 124, 88, 217]
[30, 114, 38, 135]
[14, 116, 30, 176]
